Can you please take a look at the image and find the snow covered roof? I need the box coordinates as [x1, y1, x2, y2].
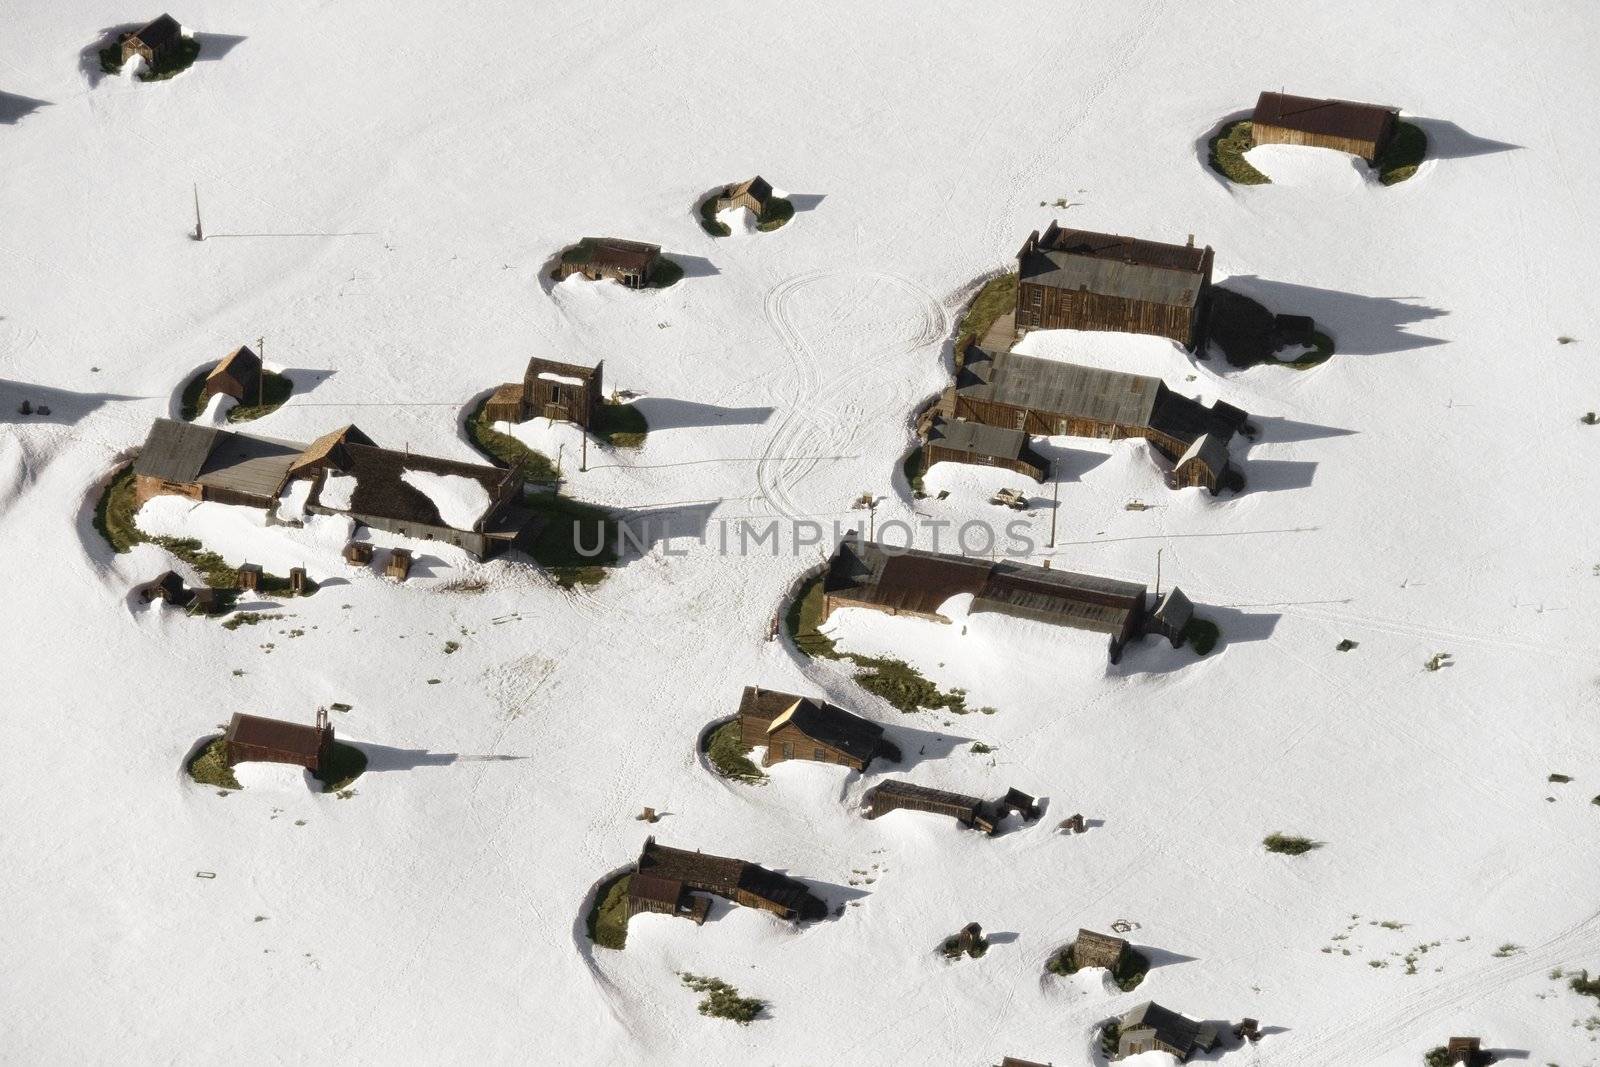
[312, 443, 512, 533]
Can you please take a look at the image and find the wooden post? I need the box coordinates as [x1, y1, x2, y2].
[1155, 547, 1163, 600]
[1048, 476, 1059, 548]
[256, 336, 265, 406]
[580, 432, 587, 473]
[192, 183, 204, 241]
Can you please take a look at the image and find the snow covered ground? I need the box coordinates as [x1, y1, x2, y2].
[3, 2, 1599, 1064]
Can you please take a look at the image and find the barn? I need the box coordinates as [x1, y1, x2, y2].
[199, 345, 263, 409]
[482, 357, 604, 429]
[1015, 222, 1214, 349]
[922, 415, 1049, 482]
[132, 419, 303, 510]
[555, 238, 661, 288]
[121, 14, 182, 69]
[714, 176, 774, 216]
[633, 836, 827, 922]
[940, 342, 1247, 493]
[222, 709, 333, 773]
[735, 686, 890, 771]
[862, 779, 996, 833]
[1114, 1002, 1219, 1062]
[625, 871, 712, 926]
[821, 539, 1159, 661]
[1251, 91, 1400, 163]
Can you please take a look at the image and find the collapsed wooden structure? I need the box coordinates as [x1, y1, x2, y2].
[1015, 222, 1214, 349]
[1251, 91, 1400, 164]
[822, 539, 1193, 662]
[482, 357, 604, 430]
[737, 685, 897, 771]
[625, 836, 828, 926]
[1114, 1001, 1220, 1062]
[862, 779, 1040, 835]
[555, 238, 661, 288]
[222, 709, 334, 774]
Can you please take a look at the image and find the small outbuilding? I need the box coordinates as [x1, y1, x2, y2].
[863, 779, 997, 833]
[1114, 1001, 1219, 1062]
[199, 345, 263, 410]
[1146, 587, 1194, 647]
[555, 238, 661, 288]
[1073, 929, 1132, 972]
[482, 357, 604, 430]
[922, 416, 1049, 483]
[137, 570, 190, 605]
[222, 709, 333, 773]
[715, 176, 774, 216]
[122, 14, 183, 68]
[736, 685, 891, 771]
[1251, 91, 1400, 164]
[633, 836, 827, 922]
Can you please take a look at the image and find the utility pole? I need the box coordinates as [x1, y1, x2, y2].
[1155, 547, 1163, 600]
[580, 431, 588, 473]
[1048, 477, 1060, 548]
[256, 336, 265, 406]
[192, 184, 204, 241]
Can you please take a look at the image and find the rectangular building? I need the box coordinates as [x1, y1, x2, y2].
[1251, 91, 1399, 163]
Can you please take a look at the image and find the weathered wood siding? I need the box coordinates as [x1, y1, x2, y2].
[763, 723, 866, 770]
[1016, 280, 1203, 348]
[945, 395, 1187, 461]
[1252, 120, 1393, 163]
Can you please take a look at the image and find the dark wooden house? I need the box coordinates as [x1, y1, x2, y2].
[137, 570, 190, 605]
[625, 871, 712, 926]
[714, 176, 774, 216]
[1015, 222, 1214, 349]
[862, 779, 996, 833]
[1073, 929, 1132, 972]
[122, 14, 182, 68]
[1445, 1037, 1483, 1066]
[736, 685, 890, 771]
[1147, 587, 1193, 647]
[555, 238, 660, 288]
[1115, 1001, 1219, 1062]
[634, 836, 827, 922]
[482, 357, 604, 430]
[1251, 91, 1399, 164]
[939, 342, 1248, 494]
[199, 345, 263, 409]
[222, 709, 333, 773]
[922, 415, 1049, 483]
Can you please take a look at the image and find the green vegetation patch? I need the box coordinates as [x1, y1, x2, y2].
[1183, 617, 1220, 656]
[707, 721, 766, 784]
[100, 35, 201, 81]
[941, 931, 989, 960]
[1264, 832, 1322, 856]
[465, 395, 558, 481]
[956, 273, 1019, 355]
[1046, 942, 1150, 992]
[94, 464, 144, 554]
[646, 257, 684, 289]
[679, 973, 765, 1025]
[313, 742, 367, 793]
[901, 441, 928, 495]
[697, 196, 731, 237]
[1571, 969, 1600, 1001]
[179, 368, 294, 422]
[592, 400, 648, 449]
[150, 536, 316, 600]
[187, 737, 241, 790]
[1376, 121, 1428, 186]
[756, 197, 795, 232]
[1207, 119, 1271, 185]
[785, 572, 839, 658]
[1099, 1020, 1122, 1060]
[525, 491, 618, 589]
[586, 872, 631, 950]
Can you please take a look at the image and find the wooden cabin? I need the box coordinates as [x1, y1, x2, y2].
[122, 14, 182, 68]
[222, 709, 333, 773]
[863, 779, 996, 833]
[138, 570, 190, 605]
[922, 416, 1049, 483]
[634, 836, 827, 922]
[132, 419, 303, 510]
[625, 871, 711, 926]
[1073, 929, 1132, 972]
[555, 238, 660, 288]
[1147, 588, 1194, 647]
[199, 345, 263, 410]
[737, 686, 889, 771]
[482, 357, 604, 430]
[1015, 222, 1214, 349]
[714, 176, 774, 216]
[1114, 1002, 1219, 1062]
[1251, 91, 1399, 164]
[1445, 1038, 1483, 1066]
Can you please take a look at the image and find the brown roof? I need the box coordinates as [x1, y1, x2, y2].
[224, 712, 326, 759]
[314, 443, 515, 532]
[568, 237, 660, 273]
[636, 837, 826, 920]
[1253, 91, 1397, 143]
[728, 176, 773, 203]
[1019, 221, 1210, 307]
[131, 13, 182, 48]
[288, 424, 376, 478]
[627, 872, 684, 908]
[767, 697, 884, 765]
[208, 345, 261, 382]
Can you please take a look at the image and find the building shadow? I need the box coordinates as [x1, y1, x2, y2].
[986, 931, 1020, 945]
[0, 91, 50, 125]
[877, 723, 973, 770]
[1409, 117, 1520, 160]
[1035, 440, 1112, 483]
[1251, 416, 1357, 444]
[2, 378, 143, 424]
[1204, 605, 1281, 646]
[670, 254, 720, 280]
[1243, 459, 1318, 493]
[192, 33, 248, 60]
[1115, 606, 1281, 676]
[1218, 275, 1448, 355]
[786, 193, 826, 213]
[1140, 945, 1199, 971]
[79, 25, 140, 86]
[631, 396, 773, 431]
[1483, 1047, 1530, 1062]
[790, 877, 871, 921]
[352, 743, 495, 772]
[613, 499, 719, 555]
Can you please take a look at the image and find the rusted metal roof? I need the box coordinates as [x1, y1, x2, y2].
[1253, 91, 1397, 143]
[224, 712, 326, 759]
[1019, 221, 1209, 307]
[133, 419, 221, 484]
[957, 348, 1163, 427]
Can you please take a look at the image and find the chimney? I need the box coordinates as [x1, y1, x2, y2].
[1186, 233, 1195, 247]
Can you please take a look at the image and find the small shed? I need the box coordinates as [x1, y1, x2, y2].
[1251, 91, 1400, 163]
[200, 345, 263, 409]
[122, 14, 183, 68]
[998, 787, 1042, 822]
[236, 563, 263, 592]
[138, 571, 189, 604]
[222, 709, 333, 773]
[1115, 1001, 1219, 1062]
[343, 541, 374, 566]
[482, 357, 604, 429]
[555, 238, 661, 288]
[923, 416, 1049, 482]
[1446, 1037, 1483, 1066]
[1147, 587, 1194, 647]
[386, 548, 412, 580]
[1073, 929, 1131, 972]
[715, 176, 774, 216]
[862, 779, 996, 834]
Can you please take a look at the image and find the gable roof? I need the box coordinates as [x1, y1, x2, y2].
[208, 345, 261, 382]
[1019, 222, 1210, 307]
[288, 424, 376, 478]
[728, 176, 773, 202]
[133, 419, 222, 484]
[868, 778, 984, 814]
[926, 415, 1029, 462]
[1174, 432, 1228, 476]
[131, 13, 182, 48]
[636, 837, 826, 920]
[525, 356, 600, 385]
[1119, 1001, 1218, 1056]
[570, 237, 660, 273]
[1150, 587, 1194, 633]
[1253, 91, 1397, 143]
[767, 697, 883, 764]
[224, 712, 327, 759]
[957, 347, 1164, 427]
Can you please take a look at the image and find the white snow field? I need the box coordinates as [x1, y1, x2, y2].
[2, 2, 1599, 1064]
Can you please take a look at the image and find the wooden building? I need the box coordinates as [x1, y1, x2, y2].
[1114, 1002, 1219, 1062]
[222, 709, 333, 773]
[822, 539, 1163, 661]
[997, 1059, 1052, 1067]
[1147, 587, 1194, 647]
[132, 419, 304, 510]
[1445, 1037, 1483, 1066]
[736, 685, 892, 771]
[1073, 929, 1132, 972]
[199, 345, 263, 410]
[939, 342, 1248, 494]
[863, 779, 997, 833]
[482, 357, 604, 430]
[714, 176, 774, 216]
[633, 836, 827, 922]
[1251, 91, 1399, 164]
[137, 570, 190, 605]
[922, 415, 1049, 483]
[121, 14, 182, 68]
[625, 871, 712, 927]
[1015, 222, 1214, 349]
[555, 238, 661, 288]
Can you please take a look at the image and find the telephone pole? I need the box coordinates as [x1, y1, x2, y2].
[1048, 476, 1059, 548]
[256, 336, 265, 405]
[1155, 547, 1163, 599]
[192, 184, 204, 241]
[580, 431, 588, 473]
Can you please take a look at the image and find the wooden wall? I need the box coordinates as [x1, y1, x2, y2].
[1252, 121, 1391, 163]
[1016, 281, 1200, 348]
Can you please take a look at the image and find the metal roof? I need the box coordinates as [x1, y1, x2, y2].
[1019, 222, 1209, 307]
[196, 431, 303, 500]
[926, 416, 1027, 460]
[133, 419, 221, 484]
[1253, 91, 1397, 143]
[957, 348, 1163, 428]
[224, 712, 326, 759]
[1119, 1001, 1219, 1056]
